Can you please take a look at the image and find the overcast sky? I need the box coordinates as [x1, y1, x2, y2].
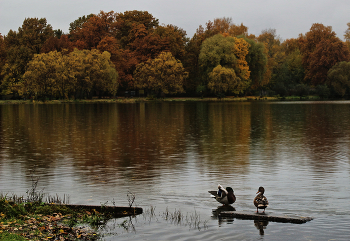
[1, 0, 349, 40]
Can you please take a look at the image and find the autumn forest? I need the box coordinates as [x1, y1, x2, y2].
[1, 10, 350, 100]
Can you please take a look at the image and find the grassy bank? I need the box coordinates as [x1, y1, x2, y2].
[0, 171, 139, 240]
[0, 197, 110, 240]
[0, 192, 140, 240]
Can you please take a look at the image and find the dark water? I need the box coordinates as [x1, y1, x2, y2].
[0, 101, 349, 240]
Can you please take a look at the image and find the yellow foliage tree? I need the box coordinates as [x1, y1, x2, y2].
[208, 65, 239, 94]
[233, 37, 250, 80]
[134, 51, 188, 96]
[68, 49, 119, 98]
[22, 49, 118, 100]
[22, 50, 65, 99]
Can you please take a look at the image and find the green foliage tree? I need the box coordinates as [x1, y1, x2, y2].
[285, 49, 304, 83]
[257, 29, 285, 89]
[199, 34, 250, 94]
[1, 40, 33, 95]
[327, 61, 350, 97]
[133, 51, 187, 96]
[183, 34, 202, 92]
[271, 49, 305, 96]
[18, 18, 54, 54]
[239, 36, 267, 90]
[54, 29, 63, 39]
[69, 14, 94, 33]
[199, 34, 237, 76]
[315, 84, 330, 99]
[0, 34, 6, 86]
[184, 18, 251, 93]
[344, 22, 350, 50]
[1, 18, 54, 95]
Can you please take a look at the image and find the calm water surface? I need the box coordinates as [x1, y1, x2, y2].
[0, 101, 349, 240]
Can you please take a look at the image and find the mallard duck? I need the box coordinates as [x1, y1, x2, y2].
[254, 186, 269, 213]
[208, 184, 236, 205]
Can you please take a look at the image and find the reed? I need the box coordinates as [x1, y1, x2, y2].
[140, 206, 209, 230]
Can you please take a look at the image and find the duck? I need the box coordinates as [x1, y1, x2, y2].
[254, 186, 269, 213]
[208, 184, 236, 205]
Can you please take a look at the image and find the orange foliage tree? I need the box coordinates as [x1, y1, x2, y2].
[41, 35, 74, 53]
[70, 10, 186, 91]
[154, 25, 187, 61]
[233, 37, 251, 80]
[308, 38, 350, 85]
[127, 23, 170, 63]
[97, 36, 138, 89]
[300, 23, 350, 85]
[69, 11, 116, 49]
[282, 38, 301, 55]
[113, 10, 159, 48]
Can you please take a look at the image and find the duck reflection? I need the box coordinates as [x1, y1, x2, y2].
[254, 220, 268, 235]
[212, 205, 236, 225]
[211, 206, 269, 234]
[212, 205, 236, 217]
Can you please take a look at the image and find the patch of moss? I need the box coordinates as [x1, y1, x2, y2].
[0, 231, 27, 241]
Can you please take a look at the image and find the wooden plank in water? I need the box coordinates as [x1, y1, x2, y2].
[49, 204, 143, 218]
[219, 211, 313, 224]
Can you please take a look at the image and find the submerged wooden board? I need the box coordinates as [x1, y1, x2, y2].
[219, 211, 313, 224]
[49, 204, 143, 218]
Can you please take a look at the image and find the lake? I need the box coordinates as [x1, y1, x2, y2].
[0, 101, 349, 240]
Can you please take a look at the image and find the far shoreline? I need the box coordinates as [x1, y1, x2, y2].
[0, 95, 335, 104]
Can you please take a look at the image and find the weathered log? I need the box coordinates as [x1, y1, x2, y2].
[49, 204, 143, 218]
[219, 211, 313, 224]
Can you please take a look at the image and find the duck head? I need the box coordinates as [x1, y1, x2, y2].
[256, 186, 265, 195]
[226, 187, 234, 193]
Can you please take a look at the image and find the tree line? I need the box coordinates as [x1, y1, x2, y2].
[1, 10, 350, 100]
